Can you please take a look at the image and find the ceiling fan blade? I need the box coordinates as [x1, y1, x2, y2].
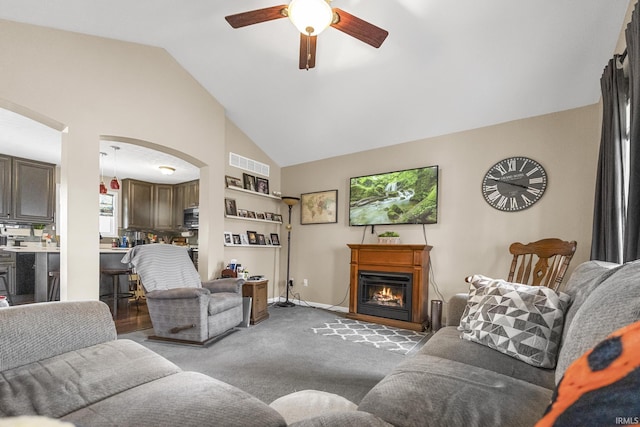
[331, 8, 388, 48]
[225, 5, 288, 28]
[299, 33, 317, 70]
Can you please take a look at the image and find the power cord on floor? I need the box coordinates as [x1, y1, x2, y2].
[271, 281, 350, 313]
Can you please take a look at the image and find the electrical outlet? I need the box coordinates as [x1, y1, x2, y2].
[289, 278, 294, 287]
[303, 279, 308, 287]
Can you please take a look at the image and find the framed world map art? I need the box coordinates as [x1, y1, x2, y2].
[301, 189, 338, 225]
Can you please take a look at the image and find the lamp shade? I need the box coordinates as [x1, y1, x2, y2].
[281, 196, 300, 206]
[287, 0, 333, 36]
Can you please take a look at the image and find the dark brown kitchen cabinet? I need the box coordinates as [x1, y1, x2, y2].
[172, 180, 199, 229]
[153, 184, 174, 230]
[0, 155, 55, 223]
[12, 158, 56, 223]
[121, 179, 154, 229]
[122, 178, 198, 231]
[172, 183, 185, 228]
[0, 155, 11, 219]
[183, 180, 199, 208]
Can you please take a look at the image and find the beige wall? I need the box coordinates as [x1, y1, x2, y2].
[0, 20, 226, 300]
[224, 120, 283, 297]
[281, 105, 601, 311]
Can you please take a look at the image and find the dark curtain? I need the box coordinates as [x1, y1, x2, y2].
[591, 56, 628, 263]
[625, 3, 640, 262]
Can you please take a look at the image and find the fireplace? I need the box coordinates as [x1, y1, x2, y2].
[347, 244, 432, 331]
[358, 271, 412, 321]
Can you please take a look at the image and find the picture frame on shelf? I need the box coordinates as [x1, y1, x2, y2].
[256, 212, 265, 220]
[257, 234, 266, 245]
[240, 234, 249, 245]
[270, 233, 280, 246]
[247, 230, 258, 245]
[243, 173, 256, 192]
[223, 232, 233, 245]
[247, 210, 256, 219]
[265, 212, 274, 221]
[301, 189, 338, 225]
[225, 198, 238, 216]
[232, 234, 242, 245]
[256, 177, 269, 195]
[238, 209, 248, 218]
[273, 214, 283, 223]
[225, 175, 243, 189]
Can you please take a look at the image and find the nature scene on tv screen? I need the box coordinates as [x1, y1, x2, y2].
[349, 166, 438, 226]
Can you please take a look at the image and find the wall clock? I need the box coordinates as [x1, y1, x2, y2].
[481, 156, 547, 212]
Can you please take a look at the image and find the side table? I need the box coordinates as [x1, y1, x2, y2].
[243, 279, 269, 325]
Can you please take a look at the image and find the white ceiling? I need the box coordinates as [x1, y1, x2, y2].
[0, 0, 631, 169]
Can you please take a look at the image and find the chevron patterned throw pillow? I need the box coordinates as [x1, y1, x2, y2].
[459, 275, 571, 368]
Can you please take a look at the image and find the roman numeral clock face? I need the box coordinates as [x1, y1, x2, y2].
[482, 157, 547, 212]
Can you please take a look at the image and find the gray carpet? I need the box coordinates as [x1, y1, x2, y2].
[119, 305, 428, 405]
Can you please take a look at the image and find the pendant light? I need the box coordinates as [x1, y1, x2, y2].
[110, 146, 121, 190]
[99, 152, 108, 194]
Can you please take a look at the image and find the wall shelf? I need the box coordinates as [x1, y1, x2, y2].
[225, 214, 282, 225]
[226, 185, 281, 200]
[224, 243, 281, 249]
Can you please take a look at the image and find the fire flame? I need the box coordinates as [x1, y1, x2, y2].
[371, 287, 404, 307]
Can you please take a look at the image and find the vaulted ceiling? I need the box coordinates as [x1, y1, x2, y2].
[0, 0, 631, 167]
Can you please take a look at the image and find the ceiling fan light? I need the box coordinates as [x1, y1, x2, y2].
[287, 0, 333, 36]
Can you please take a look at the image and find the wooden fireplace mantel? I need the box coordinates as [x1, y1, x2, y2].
[347, 244, 433, 331]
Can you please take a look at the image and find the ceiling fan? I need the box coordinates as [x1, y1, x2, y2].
[225, 0, 388, 70]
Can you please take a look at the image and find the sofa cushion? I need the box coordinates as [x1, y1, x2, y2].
[423, 327, 556, 389]
[0, 339, 181, 418]
[358, 353, 553, 427]
[61, 371, 287, 427]
[459, 275, 570, 368]
[555, 260, 640, 384]
[537, 320, 640, 427]
[559, 260, 621, 343]
[0, 301, 116, 372]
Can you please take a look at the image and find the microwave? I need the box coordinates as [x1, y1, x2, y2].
[184, 207, 199, 229]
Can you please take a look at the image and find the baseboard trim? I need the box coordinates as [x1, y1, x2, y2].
[268, 298, 348, 313]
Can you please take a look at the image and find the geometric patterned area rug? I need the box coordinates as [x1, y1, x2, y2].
[311, 318, 431, 355]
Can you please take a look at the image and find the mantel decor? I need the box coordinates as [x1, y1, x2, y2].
[378, 231, 400, 244]
[300, 189, 338, 225]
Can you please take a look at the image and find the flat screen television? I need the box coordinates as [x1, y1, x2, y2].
[349, 165, 438, 226]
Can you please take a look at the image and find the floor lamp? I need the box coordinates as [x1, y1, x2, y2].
[276, 196, 300, 307]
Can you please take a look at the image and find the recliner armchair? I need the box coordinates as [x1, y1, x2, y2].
[121, 244, 244, 345]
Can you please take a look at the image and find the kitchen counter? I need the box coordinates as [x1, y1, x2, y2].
[1, 246, 130, 254]
[1, 246, 132, 302]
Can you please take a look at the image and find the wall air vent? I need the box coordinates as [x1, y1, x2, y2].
[229, 152, 270, 177]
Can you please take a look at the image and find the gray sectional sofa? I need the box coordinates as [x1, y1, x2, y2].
[286, 259, 640, 426]
[1, 260, 639, 426]
[0, 300, 286, 427]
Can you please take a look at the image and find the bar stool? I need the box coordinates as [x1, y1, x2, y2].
[48, 271, 60, 301]
[100, 268, 134, 318]
[0, 268, 13, 305]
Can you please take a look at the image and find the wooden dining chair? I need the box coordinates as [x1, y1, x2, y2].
[508, 238, 577, 291]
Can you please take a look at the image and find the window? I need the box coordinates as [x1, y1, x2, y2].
[99, 192, 119, 237]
